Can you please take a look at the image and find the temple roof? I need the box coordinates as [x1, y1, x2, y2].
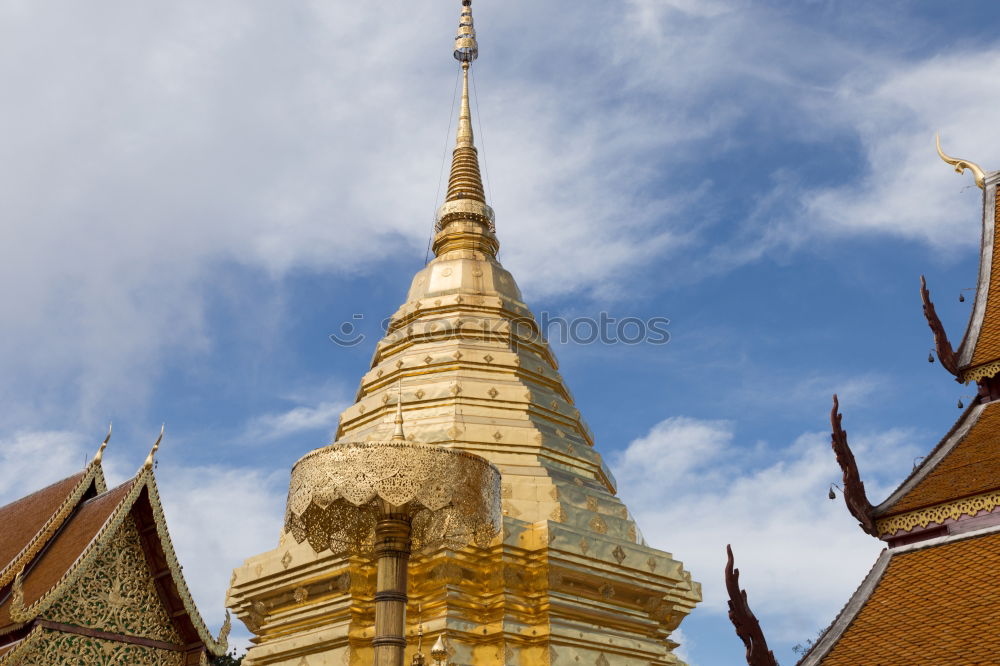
[955, 173, 1000, 382]
[799, 524, 1000, 665]
[874, 401, 1000, 523]
[0, 463, 106, 591]
[0, 452, 227, 658]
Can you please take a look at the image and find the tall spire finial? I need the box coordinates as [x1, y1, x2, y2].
[433, 0, 498, 259]
[392, 382, 406, 442]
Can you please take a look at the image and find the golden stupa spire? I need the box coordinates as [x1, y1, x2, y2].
[433, 0, 498, 258]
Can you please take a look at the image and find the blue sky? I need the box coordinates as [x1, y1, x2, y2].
[1, 1, 999, 663]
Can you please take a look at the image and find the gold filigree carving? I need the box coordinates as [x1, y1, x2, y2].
[877, 489, 1000, 536]
[43, 518, 182, 643]
[10, 628, 184, 666]
[10, 568, 27, 622]
[284, 442, 502, 555]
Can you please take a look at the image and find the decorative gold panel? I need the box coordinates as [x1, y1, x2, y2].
[43, 518, 182, 643]
[5, 629, 183, 666]
[878, 489, 1000, 536]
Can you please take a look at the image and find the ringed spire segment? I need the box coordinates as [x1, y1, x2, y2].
[453, 0, 478, 65]
[433, 0, 498, 258]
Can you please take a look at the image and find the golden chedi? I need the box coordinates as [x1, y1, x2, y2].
[227, 2, 701, 664]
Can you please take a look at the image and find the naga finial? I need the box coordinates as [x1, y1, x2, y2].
[725, 545, 779, 666]
[216, 610, 232, 651]
[143, 424, 165, 471]
[10, 568, 28, 622]
[920, 275, 959, 376]
[830, 396, 878, 536]
[936, 134, 986, 190]
[93, 422, 112, 465]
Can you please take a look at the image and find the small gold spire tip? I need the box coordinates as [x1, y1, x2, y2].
[392, 382, 406, 442]
[431, 635, 448, 665]
[936, 133, 986, 190]
[143, 424, 165, 471]
[92, 422, 112, 465]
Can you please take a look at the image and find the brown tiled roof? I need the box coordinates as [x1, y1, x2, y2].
[884, 401, 1000, 515]
[0, 481, 132, 631]
[966, 191, 1000, 370]
[0, 473, 87, 573]
[816, 528, 1000, 665]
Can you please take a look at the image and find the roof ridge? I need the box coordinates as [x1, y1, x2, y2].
[796, 548, 892, 666]
[873, 401, 984, 517]
[9, 475, 142, 624]
[143, 474, 229, 654]
[0, 463, 102, 590]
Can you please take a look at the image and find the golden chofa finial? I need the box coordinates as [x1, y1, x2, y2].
[936, 133, 986, 190]
[454, 0, 478, 65]
[92, 422, 112, 465]
[143, 424, 165, 471]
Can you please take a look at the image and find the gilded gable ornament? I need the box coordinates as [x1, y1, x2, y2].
[43, 519, 182, 644]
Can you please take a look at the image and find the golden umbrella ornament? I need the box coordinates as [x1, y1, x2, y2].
[284, 406, 501, 666]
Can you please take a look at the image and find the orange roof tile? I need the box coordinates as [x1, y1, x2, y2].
[0, 481, 131, 632]
[0, 473, 87, 573]
[881, 401, 1000, 516]
[810, 528, 1000, 665]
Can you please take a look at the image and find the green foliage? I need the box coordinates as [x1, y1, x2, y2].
[212, 650, 244, 665]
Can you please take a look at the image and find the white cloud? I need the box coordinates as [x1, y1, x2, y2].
[804, 51, 1000, 248]
[245, 400, 347, 442]
[0, 431, 89, 504]
[0, 0, 725, 425]
[151, 463, 287, 640]
[614, 415, 919, 644]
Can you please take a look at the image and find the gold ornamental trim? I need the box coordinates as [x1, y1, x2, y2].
[877, 488, 1000, 537]
[960, 358, 1000, 384]
[0, 624, 45, 665]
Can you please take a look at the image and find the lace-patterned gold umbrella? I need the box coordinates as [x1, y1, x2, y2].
[284, 406, 501, 666]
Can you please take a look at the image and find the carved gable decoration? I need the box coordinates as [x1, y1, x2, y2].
[42, 518, 182, 644]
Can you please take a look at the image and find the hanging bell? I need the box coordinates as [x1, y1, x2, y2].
[958, 398, 965, 409]
[928, 353, 935, 364]
[960, 293, 966, 302]
[828, 487, 836, 500]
